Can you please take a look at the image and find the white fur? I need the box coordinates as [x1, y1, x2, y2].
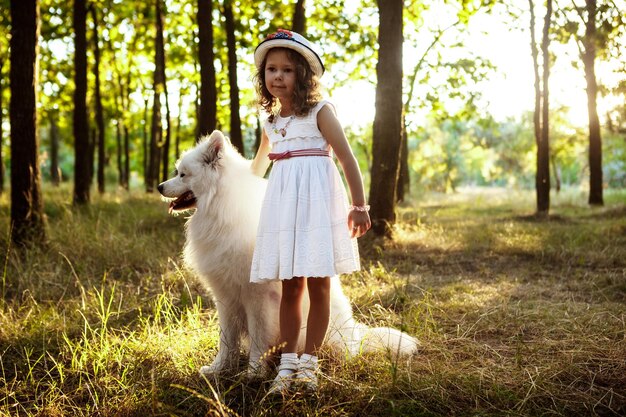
[158, 130, 418, 376]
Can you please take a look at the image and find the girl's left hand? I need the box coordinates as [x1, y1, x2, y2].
[348, 210, 371, 238]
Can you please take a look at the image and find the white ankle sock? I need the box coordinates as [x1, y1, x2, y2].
[299, 353, 318, 368]
[277, 352, 299, 378]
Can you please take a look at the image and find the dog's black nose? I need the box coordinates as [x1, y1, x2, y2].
[157, 183, 164, 194]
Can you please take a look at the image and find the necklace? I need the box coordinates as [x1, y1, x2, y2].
[271, 114, 295, 137]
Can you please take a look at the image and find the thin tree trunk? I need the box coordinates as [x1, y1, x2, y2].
[369, 0, 403, 237]
[10, 0, 45, 244]
[143, 96, 149, 182]
[550, 154, 561, 192]
[159, 3, 171, 183]
[73, 0, 90, 204]
[193, 57, 201, 140]
[292, 0, 306, 34]
[122, 49, 135, 190]
[584, 0, 603, 205]
[123, 123, 130, 189]
[106, 28, 135, 190]
[49, 111, 61, 185]
[112, 69, 123, 187]
[175, 90, 183, 159]
[161, 77, 172, 182]
[116, 121, 122, 185]
[529, 0, 542, 158]
[536, 0, 552, 216]
[0, 58, 4, 194]
[148, 0, 165, 192]
[197, 0, 217, 137]
[396, 125, 409, 201]
[223, 0, 244, 155]
[91, 6, 106, 194]
[88, 126, 96, 186]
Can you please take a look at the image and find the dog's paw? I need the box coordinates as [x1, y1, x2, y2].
[199, 364, 221, 378]
[246, 362, 270, 381]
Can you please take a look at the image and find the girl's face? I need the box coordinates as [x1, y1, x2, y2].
[264, 49, 296, 103]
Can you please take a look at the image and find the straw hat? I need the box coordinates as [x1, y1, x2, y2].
[254, 29, 325, 77]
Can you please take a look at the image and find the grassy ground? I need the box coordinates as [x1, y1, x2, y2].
[0, 185, 624, 416]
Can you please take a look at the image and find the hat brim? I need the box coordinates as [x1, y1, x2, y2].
[254, 38, 325, 77]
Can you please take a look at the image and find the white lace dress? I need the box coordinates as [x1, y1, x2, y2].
[250, 100, 360, 282]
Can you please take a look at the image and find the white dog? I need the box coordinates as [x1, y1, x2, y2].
[158, 130, 417, 377]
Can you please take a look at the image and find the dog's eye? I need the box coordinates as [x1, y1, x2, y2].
[180, 173, 186, 178]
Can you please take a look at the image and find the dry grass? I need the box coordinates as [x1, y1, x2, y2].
[0, 185, 624, 416]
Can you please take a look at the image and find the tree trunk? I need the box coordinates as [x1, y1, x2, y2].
[528, 0, 542, 169]
[147, 0, 165, 192]
[161, 77, 171, 183]
[223, 0, 244, 155]
[175, 90, 183, 159]
[91, 6, 106, 194]
[88, 126, 96, 185]
[143, 96, 149, 182]
[197, 0, 217, 137]
[123, 122, 130, 189]
[105, 28, 133, 190]
[123, 34, 138, 190]
[148, 93, 161, 192]
[292, 0, 306, 34]
[9, 0, 45, 244]
[73, 0, 90, 204]
[116, 121, 122, 185]
[113, 71, 123, 187]
[369, 0, 403, 237]
[396, 124, 409, 202]
[159, 5, 171, 183]
[0, 58, 5, 194]
[550, 154, 561, 192]
[584, 0, 603, 206]
[49, 111, 61, 185]
[193, 58, 201, 140]
[536, 0, 552, 216]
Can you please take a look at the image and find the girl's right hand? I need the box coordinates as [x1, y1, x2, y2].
[348, 209, 371, 238]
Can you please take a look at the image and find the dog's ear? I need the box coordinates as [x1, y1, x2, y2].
[203, 130, 225, 166]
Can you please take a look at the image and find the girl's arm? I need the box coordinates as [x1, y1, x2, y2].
[318, 104, 371, 238]
[250, 129, 271, 177]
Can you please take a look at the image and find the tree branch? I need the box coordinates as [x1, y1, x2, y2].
[403, 19, 461, 118]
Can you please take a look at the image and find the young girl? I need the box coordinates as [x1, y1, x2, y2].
[249, 29, 371, 395]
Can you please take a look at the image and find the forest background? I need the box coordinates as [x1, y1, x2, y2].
[1, 0, 625, 231]
[0, 0, 626, 416]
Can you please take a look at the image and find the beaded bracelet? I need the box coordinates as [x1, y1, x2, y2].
[349, 204, 370, 212]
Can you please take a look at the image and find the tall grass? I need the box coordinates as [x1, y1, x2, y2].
[0, 185, 624, 416]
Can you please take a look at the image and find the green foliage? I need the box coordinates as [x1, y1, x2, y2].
[405, 98, 626, 193]
[1, 0, 625, 198]
[604, 130, 626, 187]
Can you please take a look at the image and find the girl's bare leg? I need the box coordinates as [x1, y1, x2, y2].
[269, 277, 306, 395]
[304, 277, 331, 354]
[295, 276, 330, 392]
[280, 277, 306, 352]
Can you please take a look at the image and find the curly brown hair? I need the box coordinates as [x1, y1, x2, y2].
[255, 47, 322, 121]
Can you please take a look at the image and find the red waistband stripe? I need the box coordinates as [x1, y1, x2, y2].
[268, 149, 331, 161]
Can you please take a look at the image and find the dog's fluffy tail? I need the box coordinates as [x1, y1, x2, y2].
[326, 321, 418, 357]
[327, 278, 419, 357]
[357, 324, 419, 356]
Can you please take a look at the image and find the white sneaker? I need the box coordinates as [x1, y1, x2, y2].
[295, 353, 319, 392]
[267, 353, 298, 396]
